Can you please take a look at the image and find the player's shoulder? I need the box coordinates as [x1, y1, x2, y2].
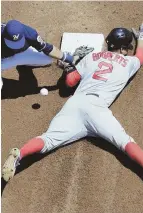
[125, 55, 141, 71]
[125, 55, 138, 59]
[125, 55, 140, 64]
[22, 23, 38, 40]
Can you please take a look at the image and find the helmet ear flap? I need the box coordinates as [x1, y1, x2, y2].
[105, 37, 114, 50]
[106, 39, 117, 51]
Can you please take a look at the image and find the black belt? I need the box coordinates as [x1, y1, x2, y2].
[86, 93, 99, 97]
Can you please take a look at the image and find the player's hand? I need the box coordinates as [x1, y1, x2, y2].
[139, 23, 143, 40]
[139, 23, 143, 32]
[57, 60, 76, 74]
[57, 60, 69, 69]
[59, 46, 94, 66]
[131, 28, 139, 39]
[72, 45, 94, 65]
[132, 23, 143, 39]
[73, 45, 94, 58]
[64, 64, 76, 74]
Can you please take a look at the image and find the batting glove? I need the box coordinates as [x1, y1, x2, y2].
[132, 23, 143, 40]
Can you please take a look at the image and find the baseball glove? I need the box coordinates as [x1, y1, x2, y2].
[58, 46, 94, 67]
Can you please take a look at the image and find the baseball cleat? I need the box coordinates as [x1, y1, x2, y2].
[2, 148, 20, 182]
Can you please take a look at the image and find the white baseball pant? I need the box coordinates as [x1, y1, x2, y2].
[1, 46, 53, 71]
[1, 47, 53, 89]
[38, 93, 135, 153]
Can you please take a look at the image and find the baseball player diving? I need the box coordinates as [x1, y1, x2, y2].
[2, 24, 143, 182]
[1, 20, 86, 89]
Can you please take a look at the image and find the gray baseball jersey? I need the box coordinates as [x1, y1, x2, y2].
[39, 51, 141, 153]
[75, 51, 140, 107]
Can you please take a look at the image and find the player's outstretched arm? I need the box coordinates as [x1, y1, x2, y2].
[48, 46, 74, 64]
[133, 24, 143, 65]
[49, 45, 94, 65]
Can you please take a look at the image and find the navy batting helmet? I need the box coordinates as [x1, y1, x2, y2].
[106, 28, 133, 50]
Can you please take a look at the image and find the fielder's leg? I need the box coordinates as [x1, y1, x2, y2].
[1, 47, 53, 71]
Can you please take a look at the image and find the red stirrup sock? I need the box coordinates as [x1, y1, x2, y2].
[125, 142, 143, 167]
[20, 138, 45, 160]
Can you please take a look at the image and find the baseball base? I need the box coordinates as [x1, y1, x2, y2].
[61, 32, 105, 53]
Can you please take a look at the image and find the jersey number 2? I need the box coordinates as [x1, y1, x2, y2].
[92, 61, 113, 82]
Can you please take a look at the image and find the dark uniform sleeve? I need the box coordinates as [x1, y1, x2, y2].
[1, 23, 6, 33]
[23, 24, 53, 55]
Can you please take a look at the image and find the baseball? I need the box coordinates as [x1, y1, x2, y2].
[40, 88, 49, 96]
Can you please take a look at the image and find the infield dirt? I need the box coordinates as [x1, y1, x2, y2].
[1, 2, 143, 213]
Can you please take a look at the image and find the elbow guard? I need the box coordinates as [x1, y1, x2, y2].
[66, 70, 81, 87]
[135, 47, 143, 65]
